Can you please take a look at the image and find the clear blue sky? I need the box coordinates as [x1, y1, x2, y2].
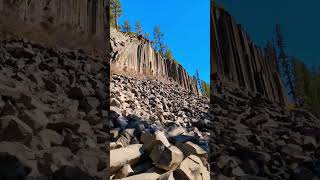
[118, 0, 210, 83]
[218, 0, 320, 68]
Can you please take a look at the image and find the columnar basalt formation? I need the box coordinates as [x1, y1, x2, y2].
[110, 28, 199, 94]
[211, 4, 288, 106]
[0, 0, 107, 51]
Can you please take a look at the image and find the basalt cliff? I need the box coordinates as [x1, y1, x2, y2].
[211, 4, 287, 106]
[0, 0, 107, 51]
[110, 28, 199, 94]
[209, 2, 320, 180]
[0, 1, 108, 179]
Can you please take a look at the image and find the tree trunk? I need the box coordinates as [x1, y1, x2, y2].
[115, 13, 118, 30]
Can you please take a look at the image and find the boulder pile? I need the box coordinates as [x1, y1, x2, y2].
[210, 85, 320, 180]
[0, 39, 107, 179]
[110, 74, 211, 179]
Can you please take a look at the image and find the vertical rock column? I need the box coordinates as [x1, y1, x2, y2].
[211, 4, 288, 106]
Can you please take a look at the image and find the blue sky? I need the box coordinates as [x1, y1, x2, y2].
[118, 0, 210, 83]
[218, 0, 320, 68]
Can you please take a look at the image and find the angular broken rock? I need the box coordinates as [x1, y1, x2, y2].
[67, 87, 85, 100]
[52, 166, 94, 180]
[19, 109, 49, 131]
[116, 128, 135, 147]
[113, 164, 134, 179]
[18, 93, 52, 112]
[167, 125, 185, 138]
[174, 155, 210, 180]
[177, 141, 207, 158]
[150, 145, 184, 171]
[118, 172, 160, 180]
[140, 130, 170, 152]
[38, 129, 63, 148]
[0, 84, 21, 100]
[1, 100, 17, 116]
[0, 115, 33, 141]
[110, 144, 144, 175]
[110, 142, 124, 150]
[0, 141, 35, 161]
[111, 128, 120, 140]
[158, 171, 175, 180]
[302, 136, 317, 151]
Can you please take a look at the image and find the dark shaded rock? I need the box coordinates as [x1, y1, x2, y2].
[52, 166, 94, 180]
[0, 152, 31, 180]
[19, 109, 49, 131]
[0, 115, 33, 141]
[38, 129, 64, 148]
[67, 87, 86, 100]
[1, 100, 18, 116]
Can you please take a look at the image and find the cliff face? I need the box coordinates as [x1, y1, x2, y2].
[110, 28, 199, 94]
[0, 0, 107, 51]
[211, 5, 288, 106]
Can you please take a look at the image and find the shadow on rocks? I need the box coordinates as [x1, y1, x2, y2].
[0, 152, 31, 180]
[51, 166, 94, 180]
[0, 153, 95, 180]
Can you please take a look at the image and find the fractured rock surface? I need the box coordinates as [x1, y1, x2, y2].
[209, 85, 320, 179]
[0, 39, 107, 179]
[110, 74, 211, 179]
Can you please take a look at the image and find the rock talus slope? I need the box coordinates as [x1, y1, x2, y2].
[0, 39, 108, 179]
[210, 2, 320, 179]
[109, 74, 211, 179]
[209, 85, 320, 180]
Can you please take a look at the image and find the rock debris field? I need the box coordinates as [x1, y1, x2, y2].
[210, 86, 320, 180]
[110, 74, 211, 179]
[0, 39, 107, 179]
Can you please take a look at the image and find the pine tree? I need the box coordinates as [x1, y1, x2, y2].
[153, 26, 165, 55]
[135, 21, 143, 35]
[165, 45, 173, 60]
[145, 32, 150, 40]
[292, 59, 320, 114]
[201, 80, 210, 97]
[275, 24, 296, 105]
[122, 20, 131, 33]
[195, 69, 203, 93]
[110, 0, 122, 29]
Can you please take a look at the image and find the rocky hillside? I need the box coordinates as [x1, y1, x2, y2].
[110, 28, 199, 94]
[210, 2, 320, 180]
[109, 74, 211, 179]
[209, 85, 320, 180]
[0, 39, 107, 179]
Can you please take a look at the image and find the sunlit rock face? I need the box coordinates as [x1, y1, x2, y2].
[211, 4, 288, 106]
[0, 0, 107, 51]
[110, 28, 199, 94]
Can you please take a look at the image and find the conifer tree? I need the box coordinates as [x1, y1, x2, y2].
[195, 69, 203, 93]
[153, 26, 165, 55]
[165, 45, 173, 60]
[122, 20, 131, 33]
[110, 0, 122, 29]
[145, 32, 150, 40]
[275, 24, 296, 105]
[135, 21, 143, 35]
